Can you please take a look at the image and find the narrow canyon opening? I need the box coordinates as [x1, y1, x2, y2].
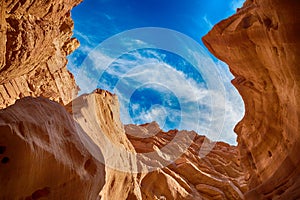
[0, 0, 299, 199]
[67, 0, 245, 145]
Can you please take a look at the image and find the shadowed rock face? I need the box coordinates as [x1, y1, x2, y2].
[203, 0, 300, 199]
[0, 89, 246, 200]
[0, 0, 299, 199]
[0, 0, 81, 109]
[0, 97, 105, 199]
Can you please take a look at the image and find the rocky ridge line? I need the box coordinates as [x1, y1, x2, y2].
[1, 0, 299, 199]
[125, 122, 247, 199]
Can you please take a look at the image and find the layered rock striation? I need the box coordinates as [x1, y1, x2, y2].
[0, 0, 80, 109]
[203, 0, 300, 199]
[67, 89, 247, 199]
[1, 0, 299, 199]
[125, 122, 247, 200]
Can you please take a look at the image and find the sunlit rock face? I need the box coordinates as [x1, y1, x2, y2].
[125, 122, 247, 200]
[67, 89, 247, 200]
[203, 0, 300, 199]
[0, 0, 81, 109]
[0, 87, 246, 200]
[0, 97, 105, 199]
[66, 89, 142, 200]
[1, 0, 299, 199]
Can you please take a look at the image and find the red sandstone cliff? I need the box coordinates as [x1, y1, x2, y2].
[0, 88, 246, 199]
[125, 122, 246, 199]
[0, 96, 105, 199]
[0, 0, 80, 109]
[203, 0, 300, 199]
[0, 0, 299, 199]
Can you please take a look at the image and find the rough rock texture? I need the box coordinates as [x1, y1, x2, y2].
[0, 0, 81, 109]
[66, 89, 142, 200]
[66, 89, 248, 200]
[125, 122, 247, 200]
[203, 0, 300, 199]
[1, 0, 299, 199]
[0, 87, 246, 200]
[0, 97, 105, 199]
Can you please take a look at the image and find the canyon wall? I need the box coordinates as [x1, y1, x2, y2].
[0, 88, 246, 200]
[125, 122, 246, 199]
[1, 0, 299, 199]
[66, 89, 142, 200]
[67, 89, 247, 199]
[60, 88, 249, 199]
[0, 96, 105, 199]
[0, 0, 80, 109]
[203, 0, 300, 199]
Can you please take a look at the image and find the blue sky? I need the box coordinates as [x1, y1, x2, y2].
[68, 0, 245, 144]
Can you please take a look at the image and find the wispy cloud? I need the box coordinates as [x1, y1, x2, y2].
[215, 60, 244, 144]
[73, 30, 96, 46]
[202, 15, 213, 29]
[69, 45, 244, 145]
[68, 25, 245, 145]
[103, 13, 113, 20]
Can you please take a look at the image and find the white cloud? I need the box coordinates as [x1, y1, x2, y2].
[107, 50, 241, 143]
[133, 104, 168, 128]
[68, 45, 117, 94]
[103, 13, 113, 20]
[214, 60, 245, 144]
[69, 40, 244, 145]
[73, 30, 96, 46]
[203, 15, 213, 29]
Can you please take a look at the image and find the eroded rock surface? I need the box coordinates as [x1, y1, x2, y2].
[65, 89, 248, 200]
[66, 89, 142, 200]
[0, 0, 81, 109]
[125, 122, 247, 200]
[1, 0, 299, 199]
[0, 87, 247, 200]
[0, 97, 105, 199]
[203, 0, 300, 199]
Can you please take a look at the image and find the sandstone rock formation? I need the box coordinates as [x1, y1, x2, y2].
[66, 89, 142, 200]
[0, 0, 81, 109]
[1, 0, 299, 199]
[203, 0, 300, 199]
[125, 122, 247, 200]
[68, 89, 248, 199]
[0, 97, 105, 199]
[0, 86, 246, 200]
